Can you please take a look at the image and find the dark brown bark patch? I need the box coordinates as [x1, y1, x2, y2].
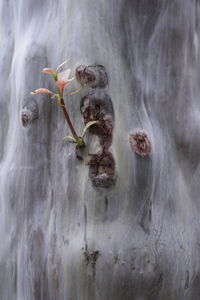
[80, 90, 114, 152]
[130, 131, 152, 156]
[87, 152, 116, 188]
[76, 64, 108, 88]
[21, 100, 39, 127]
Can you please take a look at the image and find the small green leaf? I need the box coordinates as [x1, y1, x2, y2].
[63, 136, 76, 143]
[51, 94, 59, 99]
[64, 88, 82, 97]
[56, 60, 69, 72]
[52, 72, 58, 81]
[81, 121, 98, 138]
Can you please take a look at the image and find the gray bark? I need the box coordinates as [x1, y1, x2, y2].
[0, 0, 200, 299]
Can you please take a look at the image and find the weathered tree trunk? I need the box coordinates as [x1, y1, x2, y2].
[0, 0, 200, 299]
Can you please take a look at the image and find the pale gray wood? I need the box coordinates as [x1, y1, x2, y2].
[0, 0, 200, 299]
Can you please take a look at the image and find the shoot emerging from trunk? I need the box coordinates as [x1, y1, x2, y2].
[31, 61, 98, 153]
